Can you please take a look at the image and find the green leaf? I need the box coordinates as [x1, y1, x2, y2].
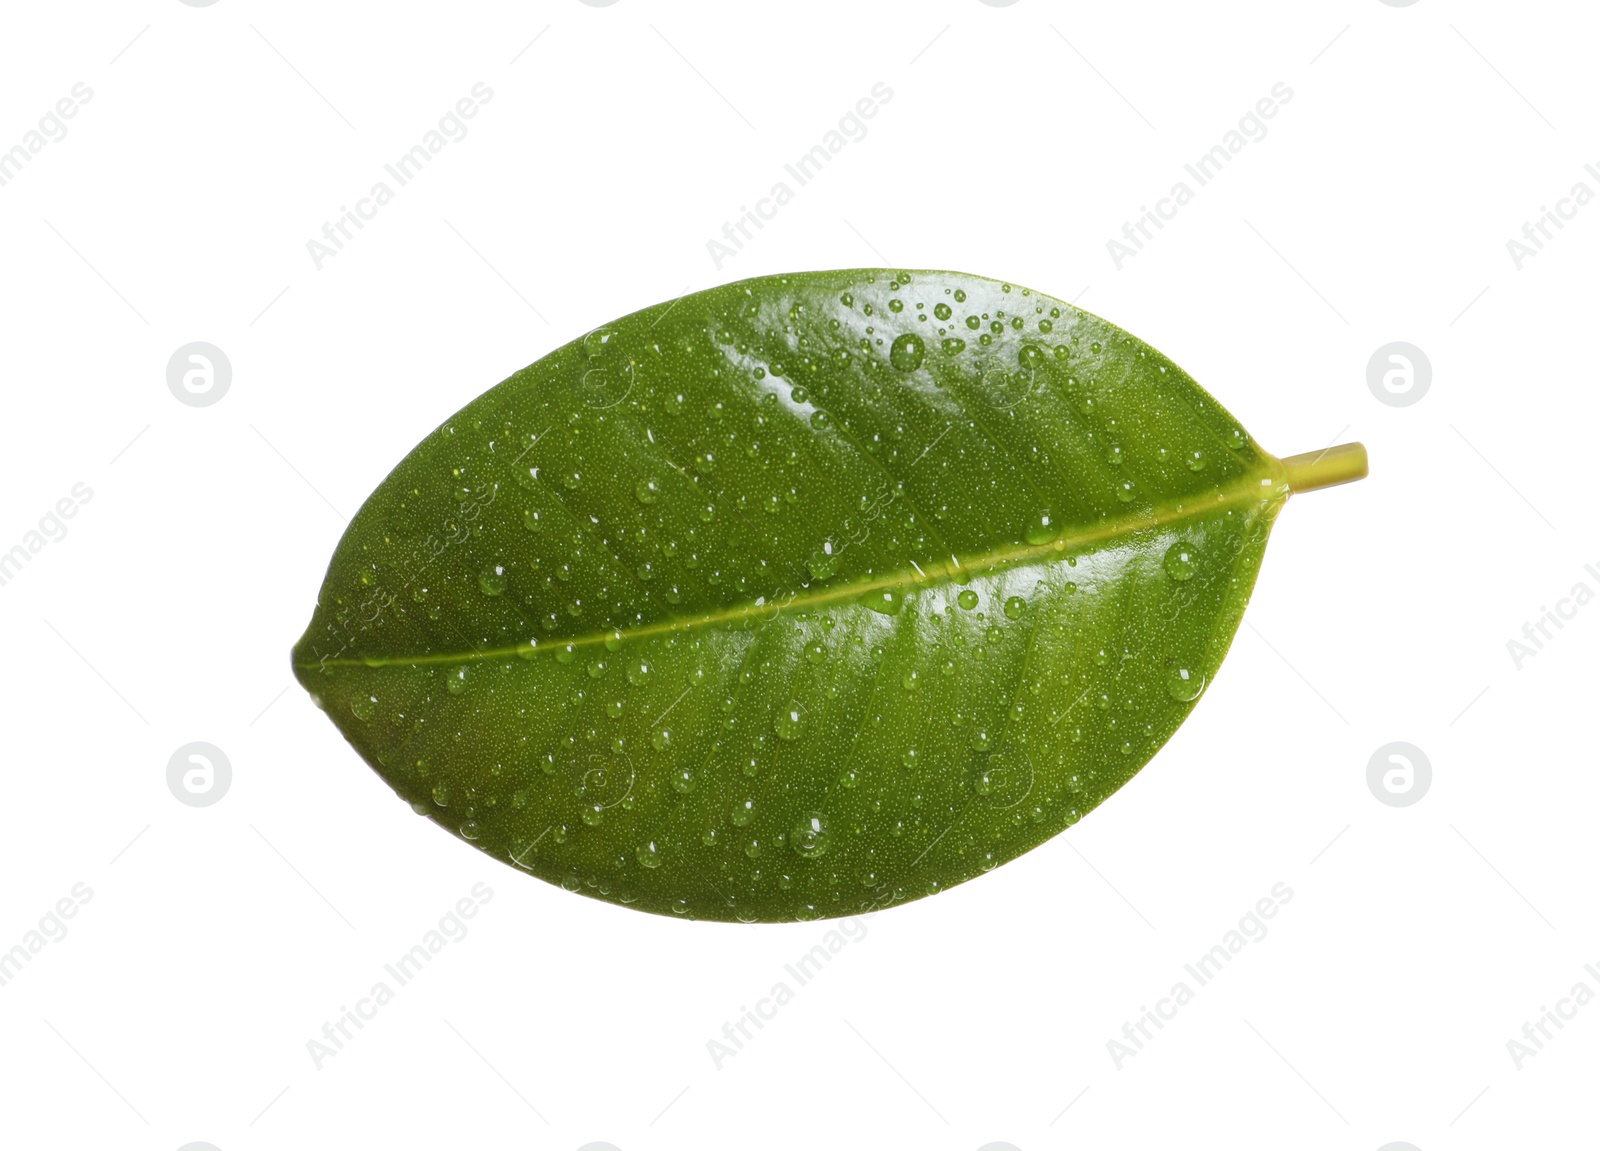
[291, 269, 1364, 923]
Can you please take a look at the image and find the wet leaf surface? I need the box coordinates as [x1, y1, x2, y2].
[291, 269, 1359, 922]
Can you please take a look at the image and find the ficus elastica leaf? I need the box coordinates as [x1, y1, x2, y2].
[291, 269, 1365, 922]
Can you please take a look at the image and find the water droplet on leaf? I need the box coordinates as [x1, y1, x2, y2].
[1164, 543, 1197, 582]
[889, 333, 926, 372]
[478, 565, 507, 596]
[791, 813, 830, 859]
[1025, 512, 1059, 546]
[1168, 667, 1205, 701]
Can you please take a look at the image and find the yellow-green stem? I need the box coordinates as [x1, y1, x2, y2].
[1281, 442, 1368, 494]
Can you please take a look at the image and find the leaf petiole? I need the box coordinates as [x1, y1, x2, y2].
[1280, 442, 1368, 494]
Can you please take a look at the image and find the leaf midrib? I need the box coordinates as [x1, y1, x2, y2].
[299, 467, 1285, 669]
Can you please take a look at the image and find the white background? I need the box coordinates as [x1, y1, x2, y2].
[0, 2, 1594, 1148]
